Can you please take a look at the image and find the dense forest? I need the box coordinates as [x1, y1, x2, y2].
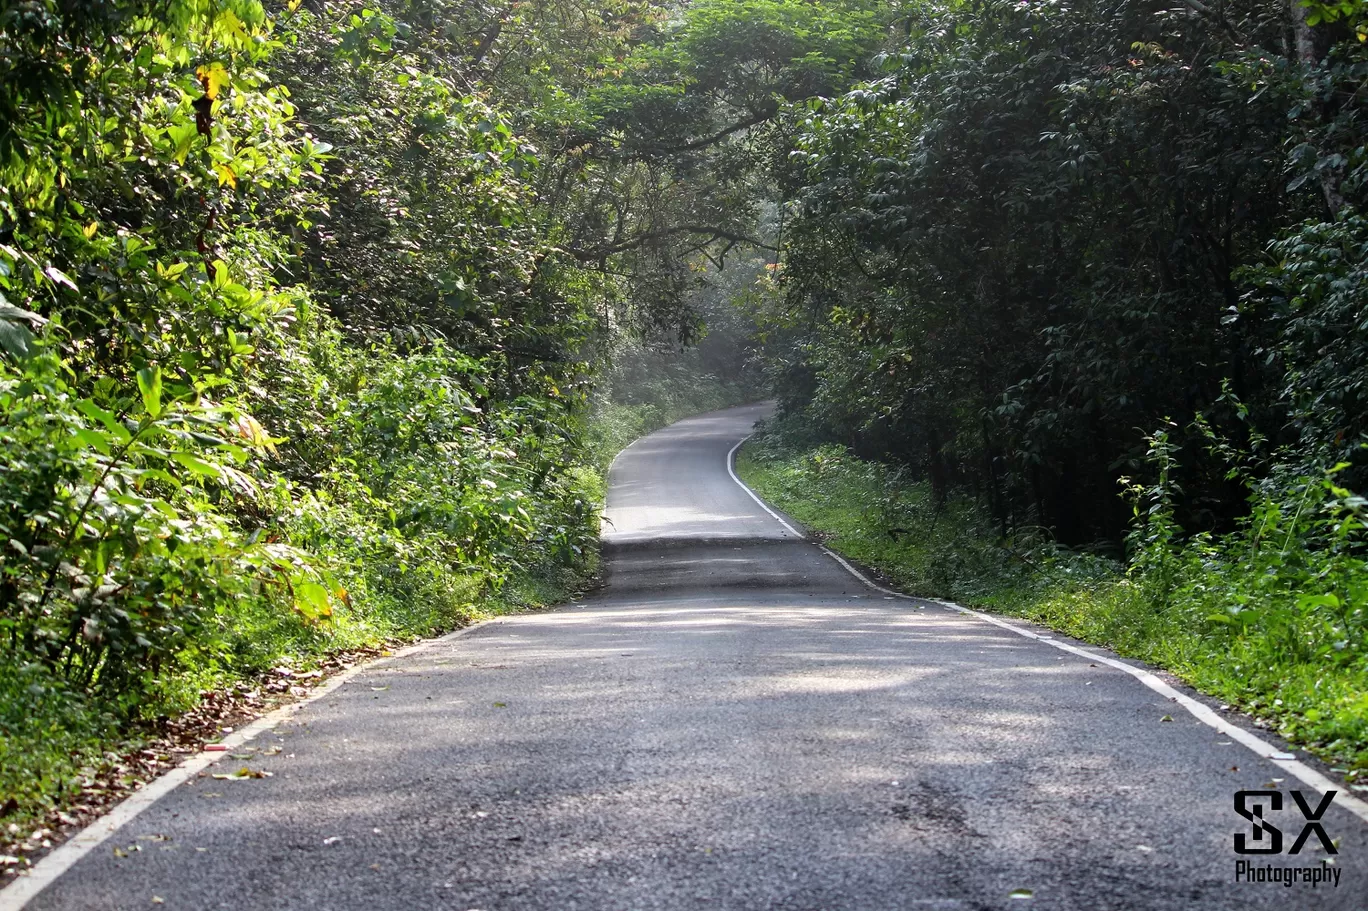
[3, 0, 1368, 857]
[766, 0, 1368, 545]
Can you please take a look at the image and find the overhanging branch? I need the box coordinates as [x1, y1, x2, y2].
[564, 224, 777, 261]
[627, 108, 776, 160]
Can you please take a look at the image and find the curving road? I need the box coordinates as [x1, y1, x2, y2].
[10, 403, 1366, 910]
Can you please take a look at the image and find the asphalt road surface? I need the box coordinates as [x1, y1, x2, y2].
[16, 403, 1367, 910]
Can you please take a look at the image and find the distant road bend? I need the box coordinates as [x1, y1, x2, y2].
[10, 403, 1367, 910]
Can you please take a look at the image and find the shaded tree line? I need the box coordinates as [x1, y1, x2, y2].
[761, 0, 1368, 546]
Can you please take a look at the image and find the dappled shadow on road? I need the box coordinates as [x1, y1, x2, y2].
[29, 401, 1367, 911]
[46, 537, 1365, 911]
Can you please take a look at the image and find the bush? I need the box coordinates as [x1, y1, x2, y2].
[0, 349, 327, 699]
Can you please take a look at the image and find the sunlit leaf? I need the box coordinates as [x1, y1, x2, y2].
[137, 367, 163, 418]
[196, 63, 231, 100]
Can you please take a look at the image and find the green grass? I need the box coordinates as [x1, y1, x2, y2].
[737, 440, 1368, 786]
[0, 662, 114, 831]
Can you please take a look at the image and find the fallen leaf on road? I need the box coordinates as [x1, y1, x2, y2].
[211, 766, 272, 781]
[370, 686, 389, 691]
[1160, 714, 1173, 722]
[1009, 888, 1033, 900]
[323, 836, 342, 845]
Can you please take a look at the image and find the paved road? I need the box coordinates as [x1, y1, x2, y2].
[16, 404, 1367, 910]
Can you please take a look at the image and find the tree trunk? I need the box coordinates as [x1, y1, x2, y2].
[1290, 0, 1348, 217]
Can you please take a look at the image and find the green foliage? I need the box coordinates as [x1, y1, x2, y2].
[0, 656, 114, 832]
[534, 0, 889, 341]
[272, 2, 592, 357]
[738, 432, 1043, 600]
[1244, 212, 1368, 475]
[763, 0, 1368, 545]
[0, 0, 639, 841]
[1300, 0, 1368, 36]
[0, 348, 335, 694]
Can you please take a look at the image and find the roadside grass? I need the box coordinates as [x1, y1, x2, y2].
[736, 440, 1368, 786]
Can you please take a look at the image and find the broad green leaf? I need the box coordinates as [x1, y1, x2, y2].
[169, 451, 222, 478]
[293, 581, 333, 620]
[167, 122, 198, 164]
[75, 400, 133, 444]
[0, 297, 47, 325]
[137, 367, 163, 418]
[72, 428, 112, 455]
[156, 262, 190, 282]
[0, 320, 34, 358]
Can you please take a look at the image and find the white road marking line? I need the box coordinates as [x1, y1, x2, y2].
[726, 436, 801, 537]
[0, 621, 497, 911]
[726, 433, 1368, 826]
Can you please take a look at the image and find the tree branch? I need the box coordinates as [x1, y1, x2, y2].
[563, 224, 777, 261]
[592, 107, 778, 163]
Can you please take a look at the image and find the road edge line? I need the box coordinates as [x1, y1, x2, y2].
[725, 434, 1368, 826]
[0, 620, 499, 911]
[726, 437, 802, 537]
